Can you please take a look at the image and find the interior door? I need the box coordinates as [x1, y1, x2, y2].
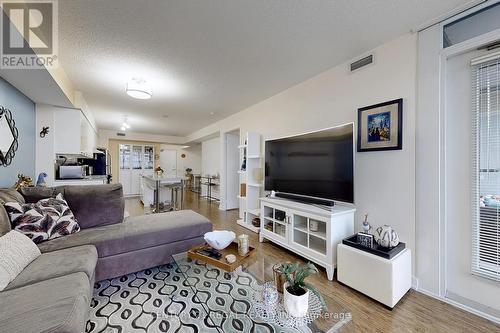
[160, 149, 177, 176]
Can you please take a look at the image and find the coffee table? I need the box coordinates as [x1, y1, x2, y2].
[172, 252, 353, 332]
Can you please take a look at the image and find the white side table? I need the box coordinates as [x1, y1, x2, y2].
[337, 243, 411, 308]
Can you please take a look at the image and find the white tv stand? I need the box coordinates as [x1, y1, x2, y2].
[259, 197, 355, 280]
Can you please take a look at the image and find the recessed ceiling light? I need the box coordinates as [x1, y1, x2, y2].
[126, 78, 152, 99]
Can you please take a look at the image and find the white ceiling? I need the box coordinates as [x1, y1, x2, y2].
[58, 0, 470, 136]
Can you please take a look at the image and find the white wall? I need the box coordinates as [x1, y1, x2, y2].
[416, 24, 443, 296]
[201, 136, 221, 200]
[35, 104, 60, 186]
[189, 34, 418, 273]
[201, 137, 221, 177]
[159, 143, 202, 176]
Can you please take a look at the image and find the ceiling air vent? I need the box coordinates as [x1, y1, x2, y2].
[350, 54, 373, 72]
[117, 132, 126, 137]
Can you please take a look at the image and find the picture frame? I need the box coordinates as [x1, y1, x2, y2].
[357, 232, 374, 248]
[357, 98, 403, 152]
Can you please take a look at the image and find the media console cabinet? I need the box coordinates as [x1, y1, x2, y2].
[259, 197, 355, 280]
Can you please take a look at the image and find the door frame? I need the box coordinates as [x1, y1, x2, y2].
[439, 28, 500, 298]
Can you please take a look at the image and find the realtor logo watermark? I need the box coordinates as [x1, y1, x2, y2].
[1, 0, 58, 68]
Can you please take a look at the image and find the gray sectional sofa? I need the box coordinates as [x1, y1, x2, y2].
[0, 184, 212, 333]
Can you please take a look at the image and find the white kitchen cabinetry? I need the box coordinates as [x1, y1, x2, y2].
[54, 108, 97, 156]
[259, 197, 355, 280]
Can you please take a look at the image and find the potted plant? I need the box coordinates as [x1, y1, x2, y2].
[278, 262, 326, 317]
[155, 166, 164, 176]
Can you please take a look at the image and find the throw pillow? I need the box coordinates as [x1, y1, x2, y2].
[0, 230, 41, 291]
[4, 193, 81, 244]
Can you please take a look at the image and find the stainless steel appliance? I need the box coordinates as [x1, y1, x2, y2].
[94, 148, 111, 176]
[59, 165, 85, 179]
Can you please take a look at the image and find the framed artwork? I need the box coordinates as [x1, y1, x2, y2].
[357, 98, 403, 152]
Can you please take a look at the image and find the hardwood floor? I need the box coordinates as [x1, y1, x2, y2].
[125, 193, 500, 333]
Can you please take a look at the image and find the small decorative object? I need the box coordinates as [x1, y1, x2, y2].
[362, 213, 371, 233]
[279, 262, 326, 317]
[39, 126, 49, 138]
[181, 153, 186, 158]
[154, 166, 164, 176]
[12, 174, 33, 190]
[36, 172, 48, 187]
[272, 264, 287, 293]
[261, 282, 279, 307]
[358, 98, 403, 152]
[240, 183, 246, 197]
[225, 254, 236, 264]
[237, 234, 249, 256]
[185, 167, 192, 177]
[251, 217, 261, 228]
[357, 232, 374, 248]
[252, 167, 264, 182]
[0, 107, 19, 166]
[204, 230, 236, 250]
[373, 225, 400, 248]
[310, 220, 319, 232]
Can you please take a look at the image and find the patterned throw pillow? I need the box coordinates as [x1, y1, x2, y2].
[4, 193, 81, 244]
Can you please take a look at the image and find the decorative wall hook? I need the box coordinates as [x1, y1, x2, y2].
[40, 126, 50, 138]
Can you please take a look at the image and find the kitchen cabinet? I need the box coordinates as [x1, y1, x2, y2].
[54, 108, 97, 156]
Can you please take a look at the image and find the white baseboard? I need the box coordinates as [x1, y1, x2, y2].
[415, 287, 500, 325]
[411, 276, 419, 290]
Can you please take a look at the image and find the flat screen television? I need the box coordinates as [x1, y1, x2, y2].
[265, 123, 354, 204]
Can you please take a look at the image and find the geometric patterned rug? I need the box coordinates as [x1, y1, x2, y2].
[86, 260, 349, 332]
[86, 263, 220, 332]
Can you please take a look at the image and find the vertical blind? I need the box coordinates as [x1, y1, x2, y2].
[471, 52, 500, 282]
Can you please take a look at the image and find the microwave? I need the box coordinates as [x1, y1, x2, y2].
[59, 165, 85, 179]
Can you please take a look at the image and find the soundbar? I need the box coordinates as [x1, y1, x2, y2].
[274, 192, 335, 206]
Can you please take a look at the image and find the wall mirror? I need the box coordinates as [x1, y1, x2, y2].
[0, 107, 19, 166]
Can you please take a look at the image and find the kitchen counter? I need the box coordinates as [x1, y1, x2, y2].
[54, 176, 109, 186]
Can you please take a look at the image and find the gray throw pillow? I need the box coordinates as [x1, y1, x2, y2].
[4, 193, 81, 244]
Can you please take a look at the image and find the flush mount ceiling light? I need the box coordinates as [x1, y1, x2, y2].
[120, 116, 131, 131]
[126, 78, 152, 99]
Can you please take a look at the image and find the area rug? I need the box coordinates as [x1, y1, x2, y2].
[86, 261, 348, 332]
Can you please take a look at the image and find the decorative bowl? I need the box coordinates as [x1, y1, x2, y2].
[204, 230, 236, 250]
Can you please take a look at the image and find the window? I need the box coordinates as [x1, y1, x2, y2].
[471, 54, 500, 281]
[443, 2, 500, 48]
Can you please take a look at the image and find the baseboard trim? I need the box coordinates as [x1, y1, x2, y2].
[415, 287, 500, 325]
